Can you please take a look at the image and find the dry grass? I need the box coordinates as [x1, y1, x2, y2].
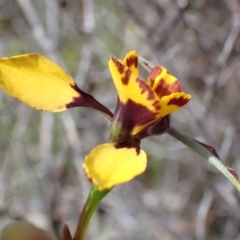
[0, 0, 240, 239]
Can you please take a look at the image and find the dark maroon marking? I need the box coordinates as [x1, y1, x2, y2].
[154, 79, 182, 98]
[110, 57, 125, 74]
[66, 83, 113, 118]
[136, 79, 147, 95]
[227, 167, 239, 181]
[148, 66, 163, 87]
[121, 69, 131, 85]
[136, 115, 170, 139]
[112, 99, 157, 143]
[136, 78, 155, 100]
[149, 66, 183, 98]
[152, 100, 161, 111]
[126, 55, 138, 69]
[115, 143, 141, 156]
[114, 139, 141, 155]
[167, 96, 190, 107]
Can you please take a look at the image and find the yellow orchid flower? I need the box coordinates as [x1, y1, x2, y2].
[0, 51, 191, 191]
[83, 51, 191, 190]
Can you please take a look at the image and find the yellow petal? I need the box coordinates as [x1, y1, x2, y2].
[108, 57, 161, 135]
[148, 66, 182, 98]
[0, 54, 112, 116]
[0, 54, 78, 112]
[83, 143, 147, 190]
[121, 50, 138, 77]
[147, 66, 191, 116]
[160, 92, 191, 117]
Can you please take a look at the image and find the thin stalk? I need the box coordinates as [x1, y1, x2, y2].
[167, 127, 240, 192]
[73, 186, 110, 240]
[138, 56, 153, 72]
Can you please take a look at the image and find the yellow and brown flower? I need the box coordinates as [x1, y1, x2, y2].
[83, 51, 191, 190]
[0, 50, 191, 191]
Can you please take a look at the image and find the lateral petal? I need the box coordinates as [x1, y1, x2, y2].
[83, 143, 147, 190]
[160, 92, 191, 117]
[148, 66, 182, 98]
[0, 54, 112, 117]
[121, 50, 138, 77]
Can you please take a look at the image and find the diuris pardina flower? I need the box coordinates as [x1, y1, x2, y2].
[0, 51, 191, 190]
[83, 51, 191, 189]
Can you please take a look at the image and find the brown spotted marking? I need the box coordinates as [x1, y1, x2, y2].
[121, 69, 131, 85]
[148, 66, 163, 87]
[152, 100, 161, 111]
[167, 96, 190, 107]
[111, 57, 125, 74]
[154, 79, 182, 98]
[149, 66, 182, 97]
[126, 55, 138, 69]
[136, 78, 155, 100]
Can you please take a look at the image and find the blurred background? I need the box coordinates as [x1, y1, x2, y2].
[0, 0, 240, 239]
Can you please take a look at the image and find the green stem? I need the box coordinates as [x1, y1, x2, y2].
[167, 127, 240, 192]
[73, 186, 110, 240]
[167, 127, 212, 159]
